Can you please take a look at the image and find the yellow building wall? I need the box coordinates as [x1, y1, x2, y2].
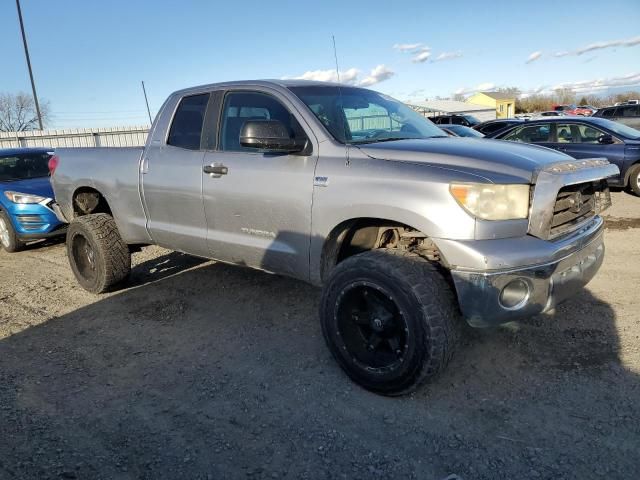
[467, 93, 515, 119]
[467, 93, 495, 108]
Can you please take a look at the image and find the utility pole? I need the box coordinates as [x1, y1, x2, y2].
[141, 81, 153, 125]
[16, 0, 43, 130]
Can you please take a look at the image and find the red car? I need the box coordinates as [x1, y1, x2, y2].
[575, 105, 597, 116]
[552, 104, 579, 115]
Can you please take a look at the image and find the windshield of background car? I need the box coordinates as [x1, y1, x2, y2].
[0, 152, 51, 182]
[590, 118, 640, 140]
[461, 115, 480, 126]
[448, 125, 485, 137]
[288, 86, 446, 144]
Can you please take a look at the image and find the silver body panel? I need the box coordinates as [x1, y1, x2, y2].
[51, 80, 619, 326]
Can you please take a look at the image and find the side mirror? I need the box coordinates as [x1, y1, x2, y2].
[240, 120, 305, 153]
[598, 133, 614, 145]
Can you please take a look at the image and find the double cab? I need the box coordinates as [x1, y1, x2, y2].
[51, 80, 618, 395]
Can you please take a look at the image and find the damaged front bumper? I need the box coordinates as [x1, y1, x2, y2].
[445, 216, 605, 327]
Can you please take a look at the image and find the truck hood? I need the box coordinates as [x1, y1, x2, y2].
[356, 138, 572, 184]
[0, 177, 54, 199]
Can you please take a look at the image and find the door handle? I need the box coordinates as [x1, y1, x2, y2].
[556, 146, 567, 151]
[203, 164, 228, 176]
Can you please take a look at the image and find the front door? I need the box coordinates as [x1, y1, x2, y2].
[552, 123, 626, 185]
[202, 89, 318, 281]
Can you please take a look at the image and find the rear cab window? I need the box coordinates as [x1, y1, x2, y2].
[167, 93, 210, 150]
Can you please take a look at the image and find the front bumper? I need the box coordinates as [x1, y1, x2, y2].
[5, 199, 67, 240]
[449, 217, 605, 327]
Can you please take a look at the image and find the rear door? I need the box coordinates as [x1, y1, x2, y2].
[141, 92, 214, 256]
[201, 88, 318, 280]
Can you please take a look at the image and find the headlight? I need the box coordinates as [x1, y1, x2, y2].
[449, 183, 530, 220]
[4, 191, 47, 204]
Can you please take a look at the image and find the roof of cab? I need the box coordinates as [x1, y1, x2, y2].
[0, 147, 53, 156]
[170, 79, 358, 97]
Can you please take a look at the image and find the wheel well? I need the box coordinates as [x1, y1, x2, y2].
[72, 187, 112, 217]
[625, 160, 640, 185]
[320, 218, 441, 282]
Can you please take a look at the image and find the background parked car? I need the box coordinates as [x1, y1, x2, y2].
[553, 104, 579, 115]
[430, 114, 481, 127]
[0, 148, 66, 252]
[490, 117, 640, 195]
[438, 124, 485, 137]
[473, 119, 525, 136]
[536, 111, 566, 117]
[592, 104, 640, 129]
[575, 105, 597, 116]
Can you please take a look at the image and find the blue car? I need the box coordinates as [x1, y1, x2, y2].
[489, 117, 640, 196]
[0, 148, 66, 252]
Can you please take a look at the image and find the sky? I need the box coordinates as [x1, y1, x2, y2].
[2, 0, 639, 129]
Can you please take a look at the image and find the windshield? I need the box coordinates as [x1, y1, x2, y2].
[0, 152, 52, 182]
[288, 86, 446, 144]
[590, 118, 640, 140]
[446, 124, 484, 137]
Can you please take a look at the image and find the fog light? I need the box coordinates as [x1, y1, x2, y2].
[499, 279, 530, 310]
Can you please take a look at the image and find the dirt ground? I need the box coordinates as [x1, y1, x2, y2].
[1, 191, 639, 480]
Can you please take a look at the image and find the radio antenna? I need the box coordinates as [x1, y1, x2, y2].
[332, 35, 341, 83]
[332, 35, 351, 164]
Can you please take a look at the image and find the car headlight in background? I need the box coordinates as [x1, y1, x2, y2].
[449, 183, 530, 220]
[3, 191, 47, 204]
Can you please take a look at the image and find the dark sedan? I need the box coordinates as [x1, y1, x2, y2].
[489, 117, 640, 195]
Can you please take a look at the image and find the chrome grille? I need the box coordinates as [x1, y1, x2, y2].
[549, 181, 610, 238]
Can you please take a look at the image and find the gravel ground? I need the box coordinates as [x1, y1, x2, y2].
[1, 191, 639, 480]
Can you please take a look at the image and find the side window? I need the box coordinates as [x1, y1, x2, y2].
[601, 108, 614, 117]
[619, 105, 639, 117]
[575, 124, 605, 143]
[482, 123, 501, 134]
[167, 94, 209, 150]
[504, 124, 550, 143]
[220, 91, 306, 152]
[556, 124, 574, 143]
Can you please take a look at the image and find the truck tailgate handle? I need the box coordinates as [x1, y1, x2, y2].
[203, 164, 228, 176]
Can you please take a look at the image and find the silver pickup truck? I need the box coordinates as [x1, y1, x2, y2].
[51, 80, 618, 395]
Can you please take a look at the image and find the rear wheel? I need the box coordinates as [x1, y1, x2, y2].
[627, 164, 640, 197]
[320, 248, 461, 396]
[0, 210, 24, 253]
[67, 213, 131, 293]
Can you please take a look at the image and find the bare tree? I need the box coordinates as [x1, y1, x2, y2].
[0, 92, 50, 132]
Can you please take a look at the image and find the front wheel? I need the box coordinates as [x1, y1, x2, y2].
[67, 213, 131, 293]
[320, 249, 461, 396]
[0, 210, 25, 253]
[627, 164, 640, 197]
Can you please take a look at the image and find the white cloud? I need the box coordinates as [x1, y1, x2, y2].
[454, 82, 496, 96]
[393, 42, 424, 52]
[289, 68, 360, 84]
[358, 65, 395, 87]
[551, 72, 640, 93]
[433, 51, 463, 62]
[526, 51, 542, 64]
[553, 35, 640, 57]
[412, 48, 432, 63]
[285, 64, 395, 87]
